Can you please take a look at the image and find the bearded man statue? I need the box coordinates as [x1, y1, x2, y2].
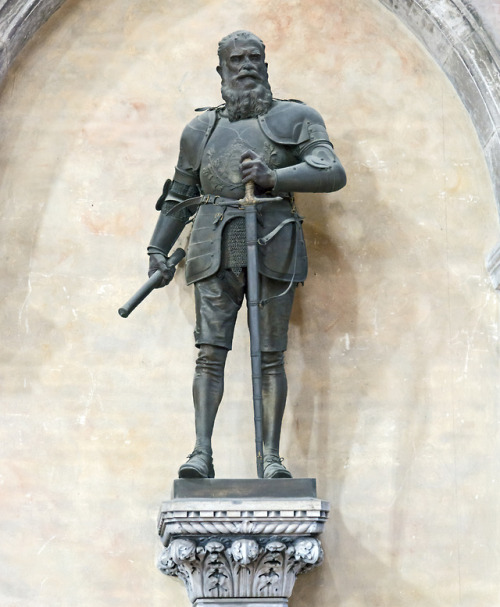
[147, 30, 347, 479]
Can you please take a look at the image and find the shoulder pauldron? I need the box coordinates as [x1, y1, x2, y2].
[258, 100, 331, 146]
[177, 109, 218, 175]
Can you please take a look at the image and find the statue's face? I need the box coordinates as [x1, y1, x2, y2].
[217, 41, 268, 92]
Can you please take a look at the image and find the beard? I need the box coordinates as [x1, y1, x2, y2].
[221, 80, 273, 122]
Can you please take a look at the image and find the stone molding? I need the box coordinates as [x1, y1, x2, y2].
[157, 495, 329, 605]
[194, 601, 287, 607]
[158, 497, 329, 545]
[377, 1, 500, 150]
[485, 241, 500, 290]
[378, 0, 500, 285]
[0, 0, 66, 83]
[1, 0, 500, 281]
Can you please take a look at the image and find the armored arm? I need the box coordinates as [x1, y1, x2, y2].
[148, 178, 199, 257]
[273, 140, 346, 193]
[148, 117, 207, 286]
[257, 101, 347, 194]
[148, 177, 200, 287]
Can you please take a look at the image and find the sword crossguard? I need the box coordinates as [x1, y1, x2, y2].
[239, 179, 283, 207]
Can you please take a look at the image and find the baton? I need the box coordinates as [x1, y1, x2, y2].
[118, 247, 186, 318]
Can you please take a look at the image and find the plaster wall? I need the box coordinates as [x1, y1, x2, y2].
[0, 1, 499, 606]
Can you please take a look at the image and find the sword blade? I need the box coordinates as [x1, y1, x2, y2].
[245, 201, 265, 478]
[238, 174, 283, 479]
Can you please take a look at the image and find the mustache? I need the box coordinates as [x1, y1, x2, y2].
[236, 69, 264, 81]
[221, 77, 272, 95]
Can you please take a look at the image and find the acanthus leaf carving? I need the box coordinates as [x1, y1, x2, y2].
[158, 536, 324, 601]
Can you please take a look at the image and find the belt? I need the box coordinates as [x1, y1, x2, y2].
[165, 193, 293, 218]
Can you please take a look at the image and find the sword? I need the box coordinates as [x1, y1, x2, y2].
[239, 173, 282, 478]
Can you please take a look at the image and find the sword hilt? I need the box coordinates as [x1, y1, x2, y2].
[241, 181, 256, 206]
[240, 159, 283, 206]
[245, 180, 255, 201]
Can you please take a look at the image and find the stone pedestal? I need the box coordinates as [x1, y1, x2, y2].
[194, 601, 287, 607]
[157, 479, 329, 607]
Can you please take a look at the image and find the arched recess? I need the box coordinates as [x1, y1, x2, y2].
[1, 0, 500, 284]
[377, 0, 500, 286]
[0, 0, 65, 82]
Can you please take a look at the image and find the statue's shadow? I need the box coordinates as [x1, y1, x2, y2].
[283, 136, 441, 606]
[285, 189, 359, 487]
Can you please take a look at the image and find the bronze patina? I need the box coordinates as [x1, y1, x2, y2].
[145, 30, 347, 479]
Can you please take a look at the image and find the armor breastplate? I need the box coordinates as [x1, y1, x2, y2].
[199, 116, 295, 198]
[184, 113, 308, 285]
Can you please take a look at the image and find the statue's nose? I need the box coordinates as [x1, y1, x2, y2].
[241, 56, 253, 70]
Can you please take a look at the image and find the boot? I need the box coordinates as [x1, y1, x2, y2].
[263, 454, 292, 479]
[178, 448, 215, 479]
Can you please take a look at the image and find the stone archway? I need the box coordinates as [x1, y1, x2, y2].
[2, 0, 499, 282]
[0, 0, 65, 82]
[0, 4, 498, 605]
[378, 0, 500, 286]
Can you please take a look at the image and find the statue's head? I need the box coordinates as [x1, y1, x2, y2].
[216, 30, 273, 121]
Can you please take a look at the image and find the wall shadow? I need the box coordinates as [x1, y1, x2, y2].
[285, 134, 441, 606]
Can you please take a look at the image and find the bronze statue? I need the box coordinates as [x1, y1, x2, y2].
[146, 31, 346, 479]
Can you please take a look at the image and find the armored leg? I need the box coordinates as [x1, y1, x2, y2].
[193, 344, 228, 451]
[261, 351, 287, 453]
[262, 350, 292, 479]
[178, 344, 228, 479]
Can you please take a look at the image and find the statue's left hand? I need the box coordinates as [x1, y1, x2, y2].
[240, 150, 277, 190]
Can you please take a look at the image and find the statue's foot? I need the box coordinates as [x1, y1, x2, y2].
[178, 449, 215, 479]
[263, 455, 292, 479]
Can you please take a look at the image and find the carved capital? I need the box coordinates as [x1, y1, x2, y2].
[158, 535, 323, 603]
[157, 482, 329, 605]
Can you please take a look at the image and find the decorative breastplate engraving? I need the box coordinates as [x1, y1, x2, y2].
[200, 117, 285, 198]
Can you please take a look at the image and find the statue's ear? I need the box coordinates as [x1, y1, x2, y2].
[216, 65, 222, 78]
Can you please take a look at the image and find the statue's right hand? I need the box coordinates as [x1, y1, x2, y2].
[148, 252, 176, 288]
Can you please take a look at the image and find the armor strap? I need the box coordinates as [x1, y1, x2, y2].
[259, 216, 302, 306]
[257, 217, 298, 245]
[164, 195, 209, 217]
